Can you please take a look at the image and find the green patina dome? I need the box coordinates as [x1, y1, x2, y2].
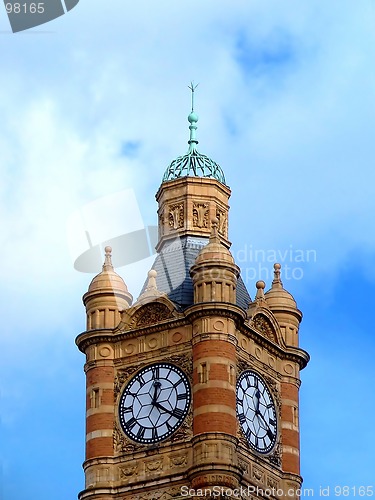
[162, 90, 226, 185]
[162, 144, 226, 185]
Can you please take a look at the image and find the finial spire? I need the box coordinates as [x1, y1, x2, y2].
[188, 81, 199, 112]
[103, 246, 114, 271]
[137, 269, 164, 301]
[255, 280, 267, 303]
[187, 82, 199, 151]
[209, 217, 221, 244]
[272, 263, 283, 289]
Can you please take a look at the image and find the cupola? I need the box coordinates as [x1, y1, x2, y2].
[82, 246, 133, 330]
[265, 263, 302, 346]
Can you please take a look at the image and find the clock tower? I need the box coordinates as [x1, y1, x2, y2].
[76, 89, 309, 499]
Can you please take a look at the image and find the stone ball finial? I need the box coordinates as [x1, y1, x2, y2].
[274, 263, 281, 271]
[105, 246, 112, 254]
[256, 280, 266, 290]
[148, 269, 157, 279]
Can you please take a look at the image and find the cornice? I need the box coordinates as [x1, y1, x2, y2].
[76, 304, 309, 369]
[75, 317, 189, 353]
[238, 321, 310, 369]
[184, 302, 246, 323]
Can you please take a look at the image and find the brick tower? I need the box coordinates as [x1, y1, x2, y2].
[76, 88, 309, 499]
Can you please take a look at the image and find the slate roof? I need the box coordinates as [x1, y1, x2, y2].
[142, 236, 251, 311]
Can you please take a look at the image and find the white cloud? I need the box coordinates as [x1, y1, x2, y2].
[0, 0, 374, 334]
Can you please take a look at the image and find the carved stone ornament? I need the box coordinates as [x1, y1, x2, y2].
[170, 406, 193, 443]
[134, 302, 174, 327]
[238, 458, 249, 475]
[267, 475, 279, 489]
[263, 374, 281, 413]
[237, 423, 249, 449]
[114, 365, 143, 400]
[119, 464, 138, 479]
[251, 314, 278, 344]
[145, 459, 163, 472]
[252, 466, 264, 482]
[114, 421, 144, 454]
[237, 357, 249, 377]
[216, 207, 227, 237]
[193, 202, 209, 228]
[164, 353, 193, 381]
[168, 202, 184, 230]
[267, 440, 282, 467]
[170, 454, 187, 468]
[159, 211, 164, 236]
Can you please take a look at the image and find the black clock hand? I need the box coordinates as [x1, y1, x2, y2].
[154, 401, 181, 417]
[253, 389, 261, 413]
[152, 381, 161, 404]
[256, 411, 275, 439]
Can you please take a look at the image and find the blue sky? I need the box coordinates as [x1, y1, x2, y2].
[1, 1, 375, 498]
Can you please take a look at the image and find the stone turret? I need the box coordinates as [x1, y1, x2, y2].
[190, 218, 239, 304]
[265, 263, 302, 347]
[83, 246, 132, 330]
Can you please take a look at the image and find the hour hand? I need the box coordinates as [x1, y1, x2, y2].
[253, 389, 261, 413]
[151, 381, 161, 404]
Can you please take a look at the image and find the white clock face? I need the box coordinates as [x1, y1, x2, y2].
[118, 363, 191, 444]
[236, 370, 277, 454]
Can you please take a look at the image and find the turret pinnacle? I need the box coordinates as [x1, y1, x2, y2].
[102, 245, 114, 271]
[162, 84, 226, 184]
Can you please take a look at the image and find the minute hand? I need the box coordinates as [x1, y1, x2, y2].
[154, 402, 180, 417]
[256, 411, 275, 438]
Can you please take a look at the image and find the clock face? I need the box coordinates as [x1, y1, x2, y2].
[118, 363, 191, 444]
[236, 370, 277, 454]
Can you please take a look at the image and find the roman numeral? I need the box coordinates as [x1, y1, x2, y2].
[266, 403, 273, 409]
[177, 392, 187, 400]
[266, 429, 274, 441]
[238, 413, 246, 424]
[127, 417, 137, 430]
[173, 379, 183, 388]
[152, 366, 160, 379]
[137, 374, 146, 386]
[269, 418, 276, 426]
[172, 408, 184, 418]
[136, 427, 146, 439]
[152, 427, 158, 440]
[122, 405, 132, 414]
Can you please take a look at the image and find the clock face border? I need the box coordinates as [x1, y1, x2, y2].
[236, 370, 278, 454]
[118, 362, 191, 445]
